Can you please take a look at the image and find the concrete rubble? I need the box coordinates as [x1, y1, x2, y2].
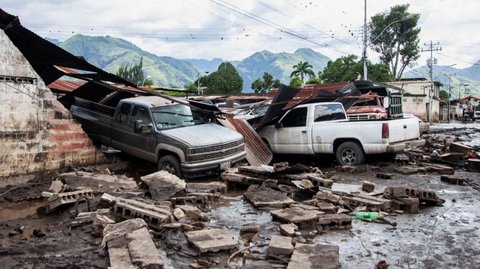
[140, 171, 186, 201]
[6, 127, 480, 269]
[185, 228, 237, 253]
[103, 218, 164, 269]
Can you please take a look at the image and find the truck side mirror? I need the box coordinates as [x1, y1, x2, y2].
[275, 122, 283, 129]
[134, 120, 143, 133]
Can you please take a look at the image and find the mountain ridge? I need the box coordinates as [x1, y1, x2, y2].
[55, 34, 479, 95]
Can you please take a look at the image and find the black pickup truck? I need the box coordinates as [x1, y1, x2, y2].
[70, 95, 246, 177]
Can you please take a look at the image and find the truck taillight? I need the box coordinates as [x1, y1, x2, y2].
[382, 123, 389, 139]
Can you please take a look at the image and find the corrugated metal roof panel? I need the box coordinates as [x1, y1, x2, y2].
[219, 117, 272, 166]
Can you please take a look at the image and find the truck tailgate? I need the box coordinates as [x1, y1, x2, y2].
[387, 116, 420, 143]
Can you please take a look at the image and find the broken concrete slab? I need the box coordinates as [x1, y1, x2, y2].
[185, 228, 237, 253]
[440, 175, 465, 185]
[141, 171, 186, 201]
[292, 179, 315, 190]
[317, 214, 352, 232]
[60, 171, 137, 194]
[376, 173, 394, 179]
[467, 159, 480, 172]
[394, 165, 426, 175]
[48, 180, 63, 194]
[268, 235, 294, 256]
[280, 223, 298, 237]
[420, 162, 455, 175]
[287, 243, 340, 269]
[71, 208, 111, 227]
[343, 194, 392, 211]
[315, 191, 343, 205]
[221, 170, 265, 186]
[450, 142, 474, 155]
[42, 189, 94, 214]
[244, 188, 295, 208]
[103, 218, 163, 269]
[270, 206, 324, 225]
[186, 182, 226, 194]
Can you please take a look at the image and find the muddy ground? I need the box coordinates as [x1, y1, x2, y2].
[0, 122, 479, 269]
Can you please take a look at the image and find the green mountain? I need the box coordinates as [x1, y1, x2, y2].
[236, 48, 330, 91]
[59, 34, 198, 87]
[56, 35, 329, 91]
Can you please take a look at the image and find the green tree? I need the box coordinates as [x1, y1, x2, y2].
[290, 61, 315, 85]
[289, 76, 302, 88]
[305, 76, 322, 84]
[116, 57, 153, 86]
[251, 72, 281, 94]
[369, 4, 421, 80]
[439, 90, 449, 100]
[319, 55, 393, 83]
[202, 62, 243, 95]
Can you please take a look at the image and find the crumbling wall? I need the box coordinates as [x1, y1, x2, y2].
[0, 29, 102, 186]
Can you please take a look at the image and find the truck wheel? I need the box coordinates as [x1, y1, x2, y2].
[158, 155, 181, 177]
[335, 142, 365, 166]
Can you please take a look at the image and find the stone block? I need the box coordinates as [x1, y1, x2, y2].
[308, 175, 333, 188]
[440, 175, 464, 185]
[103, 218, 163, 269]
[270, 206, 323, 224]
[176, 205, 209, 221]
[393, 197, 419, 214]
[185, 228, 237, 253]
[280, 223, 298, 237]
[244, 188, 295, 208]
[141, 170, 186, 201]
[268, 235, 294, 256]
[288, 243, 340, 269]
[362, 181, 375, 193]
[376, 173, 394, 179]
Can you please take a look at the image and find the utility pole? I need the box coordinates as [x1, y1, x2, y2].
[363, 0, 368, 80]
[421, 41, 442, 122]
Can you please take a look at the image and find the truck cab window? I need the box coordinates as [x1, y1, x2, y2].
[281, 107, 307, 127]
[118, 103, 132, 124]
[130, 107, 152, 127]
[314, 104, 346, 122]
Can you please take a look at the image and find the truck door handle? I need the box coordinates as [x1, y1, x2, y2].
[301, 130, 307, 133]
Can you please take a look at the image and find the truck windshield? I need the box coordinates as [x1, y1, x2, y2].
[151, 104, 210, 130]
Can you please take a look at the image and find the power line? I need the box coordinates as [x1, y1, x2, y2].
[209, 0, 350, 55]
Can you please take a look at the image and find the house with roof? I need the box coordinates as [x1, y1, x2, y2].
[384, 78, 442, 122]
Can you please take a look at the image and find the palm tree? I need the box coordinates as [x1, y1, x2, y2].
[290, 61, 315, 85]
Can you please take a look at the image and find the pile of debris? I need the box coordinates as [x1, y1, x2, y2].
[405, 132, 480, 172]
[27, 158, 449, 268]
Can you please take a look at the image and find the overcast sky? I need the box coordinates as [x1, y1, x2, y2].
[2, 0, 479, 69]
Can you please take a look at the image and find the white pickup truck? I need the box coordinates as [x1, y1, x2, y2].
[258, 102, 424, 165]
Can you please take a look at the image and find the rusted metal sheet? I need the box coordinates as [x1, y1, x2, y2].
[218, 117, 272, 166]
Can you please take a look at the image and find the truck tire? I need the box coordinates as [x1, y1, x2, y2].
[335, 141, 365, 166]
[158, 155, 182, 177]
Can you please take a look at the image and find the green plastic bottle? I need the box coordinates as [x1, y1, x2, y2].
[354, 212, 380, 220]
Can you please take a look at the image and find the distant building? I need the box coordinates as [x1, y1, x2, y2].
[385, 78, 442, 122]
